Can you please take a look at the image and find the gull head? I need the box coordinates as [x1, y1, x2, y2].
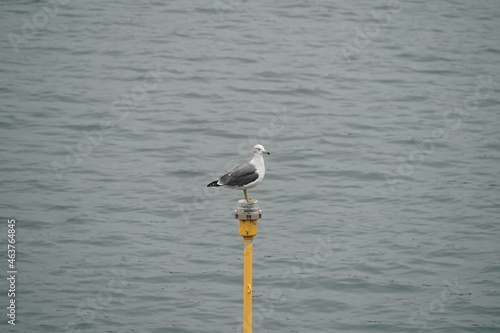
[253, 144, 270, 155]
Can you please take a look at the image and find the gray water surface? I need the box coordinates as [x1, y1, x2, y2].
[1, 1, 499, 332]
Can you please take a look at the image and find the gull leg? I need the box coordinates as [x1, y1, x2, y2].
[243, 189, 256, 203]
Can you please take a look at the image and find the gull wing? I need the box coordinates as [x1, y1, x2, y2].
[218, 163, 258, 187]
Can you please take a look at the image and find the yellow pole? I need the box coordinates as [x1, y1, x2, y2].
[235, 200, 262, 333]
[241, 226, 255, 333]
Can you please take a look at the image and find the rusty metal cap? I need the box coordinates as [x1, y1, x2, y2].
[235, 199, 262, 220]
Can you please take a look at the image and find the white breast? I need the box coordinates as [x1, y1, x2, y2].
[244, 154, 265, 189]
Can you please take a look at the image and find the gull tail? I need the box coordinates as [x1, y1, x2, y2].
[207, 180, 220, 187]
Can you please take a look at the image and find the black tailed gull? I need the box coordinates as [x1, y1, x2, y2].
[207, 144, 270, 202]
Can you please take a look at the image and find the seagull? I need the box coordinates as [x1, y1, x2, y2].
[207, 144, 270, 203]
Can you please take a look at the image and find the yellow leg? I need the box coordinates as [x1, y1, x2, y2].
[243, 190, 255, 203]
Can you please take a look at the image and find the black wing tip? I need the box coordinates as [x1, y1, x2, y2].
[207, 180, 220, 187]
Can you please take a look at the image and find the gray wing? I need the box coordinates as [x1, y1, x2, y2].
[218, 163, 258, 187]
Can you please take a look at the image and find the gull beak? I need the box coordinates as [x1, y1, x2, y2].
[264, 150, 270, 155]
